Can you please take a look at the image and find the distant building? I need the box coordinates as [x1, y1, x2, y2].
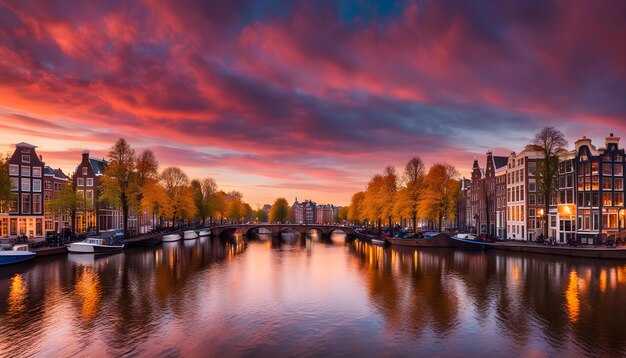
[3, 142, 45, 238]
[43, 166, 71, 234]
[263, 204, 272, 217]
[291, 198, 317, 224]
[316, 204, 335, 224]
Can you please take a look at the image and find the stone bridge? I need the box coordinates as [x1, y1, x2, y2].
[210, 224, 354, 239]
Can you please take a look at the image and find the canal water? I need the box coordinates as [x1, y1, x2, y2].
[1, 233, 625, 357]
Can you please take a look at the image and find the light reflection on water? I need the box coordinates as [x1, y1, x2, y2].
[0, 234, 625, 357]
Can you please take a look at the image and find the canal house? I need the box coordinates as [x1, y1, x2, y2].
[2, 142, 45, 239]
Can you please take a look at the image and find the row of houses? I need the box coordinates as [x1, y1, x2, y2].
[1, 142, 132, 239]
[290, 198, 340, 224]
[457, 133, 626, 245]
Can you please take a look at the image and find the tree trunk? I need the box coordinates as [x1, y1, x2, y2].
[412, 212, 417, 233]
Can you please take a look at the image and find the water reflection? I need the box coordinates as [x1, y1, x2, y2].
[8, 274, 28, 315]
[0, 236, 624, 357]
[74, 267, 102, 322]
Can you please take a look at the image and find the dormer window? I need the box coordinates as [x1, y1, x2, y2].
[82, 167, 88, 175]
[22, 154, 30, 164]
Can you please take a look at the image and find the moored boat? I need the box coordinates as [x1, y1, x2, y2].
[450, 235, 493, 249]
[33, 245, 69, 256]
[183, 230, 199, 240]
[197, 229, 211, 237]
[162, 233, 181, 242]
[386, 233, 454, 247]
[0, 244, 36, 265]
[68, 237, 124, 254]
[371, 237, 387, 246]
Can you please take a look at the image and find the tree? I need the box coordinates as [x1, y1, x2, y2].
[224, 191, 244, 222]
[531, 127, 568, 239]
[336, 206, 349, 223]
[403, 157, 425, 230]
[191, 179, 208, 225]
[269, 198, 290, 223]
[0, 154, 12, 212]
[348, 191, 365, 224]
[99, 138, 136, 236]
[255, 208, 268, 222]
[418, 163, 460, 231]
[363, 174, 384, 225]
[140, 179, 168, 229]
[160, 167, 194, 226]
[50, 184, 81, 236]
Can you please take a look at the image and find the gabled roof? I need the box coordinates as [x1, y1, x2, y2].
[493, 156, 508, 169]
[89, 158, 107, 175]
[15, 142, 36, 149]
[44, 166, 70, 180]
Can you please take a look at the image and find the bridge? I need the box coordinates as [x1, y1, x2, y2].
[209, 224, 354, 239]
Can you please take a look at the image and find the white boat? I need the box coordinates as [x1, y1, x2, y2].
[68, 237, 124, 254]
[183, 230, 198, 240]
[0, 244, 36, 265]
[197, 229, 211, 237]
[162, 233, 181, 242]
[454, 233, 478, 240]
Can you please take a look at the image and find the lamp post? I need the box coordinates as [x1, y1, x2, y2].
[537, 208, 545, 242]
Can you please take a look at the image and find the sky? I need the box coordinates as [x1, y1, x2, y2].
[0, 0, 624, 207]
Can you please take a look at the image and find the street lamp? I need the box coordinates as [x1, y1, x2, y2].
[537, 208, 545, 242]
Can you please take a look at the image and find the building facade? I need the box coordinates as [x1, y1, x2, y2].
[3, 142, 45, 239]
[43, 166, 71, 235]
[291, 198, 317, 224]
[74, 150, 123, 233]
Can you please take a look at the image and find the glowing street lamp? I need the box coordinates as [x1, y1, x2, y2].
[619, 208, 626, 244]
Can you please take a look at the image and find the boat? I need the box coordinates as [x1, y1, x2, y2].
[197, 229, 211, 237]
[183, 230, 199, 240]
[450, 234, 493, 249]
[386, 232, 455, 247]
[68, 237, 124, 254]
[371, 237, 387, 246]
[162, 233, 181, 242]
[33, 245, 68, 256]
[0, 244, 36, 265]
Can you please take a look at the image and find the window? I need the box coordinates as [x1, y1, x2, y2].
[616, 155, 623, 162]
[86, 178, 93, 187]
[603, 192, 613, 206]
[9, 164, 18, 176]
[21, 178, 30, 191]
[615, 192, 624, 207]
[82, 167, 88, 175]
[21, 154, 30, 164]
[592, 175, 599, 190]
[77, 178, 84, 186]
[32, 167, 41, 177]
[615, 164, 623, 176]
[615, 178, 624, 190]
[603, 163, 612, 175]
[578, 176, 584, 191]
[22, 193, 30, 214]
[21, 166, 30, 177]
[32, 179, 41, 192]
[603, 178, 612, 190]
[44, 181, 51, 190]
[9, 194, 17, 213]
[10, 178, 18, 191]
[592, 162, 599, 174]
[529, 208, 536, 217]
[529, 194, 535, 205]
[33, 194, 42, 214]
[592, 192, 599, 207]
[529, 179, 536, 192]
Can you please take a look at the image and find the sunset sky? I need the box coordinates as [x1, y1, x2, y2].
[0, 0, 624, 207]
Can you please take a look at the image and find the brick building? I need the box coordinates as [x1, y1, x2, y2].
[43, 166, 71, 235]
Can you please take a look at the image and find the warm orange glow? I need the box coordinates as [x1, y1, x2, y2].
[599, 269, 607, 293]
[565, 270, 580, 324]
[558, 204, 576, 219]
[8, 274, 28, 314]
[75, 267, 102, 321]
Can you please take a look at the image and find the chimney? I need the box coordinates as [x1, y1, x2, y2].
[82, 149, 89, 161]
